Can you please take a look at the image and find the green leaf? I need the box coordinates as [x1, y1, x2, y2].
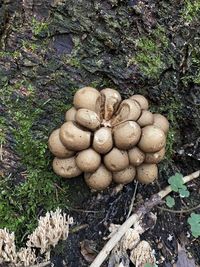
[179, 187, 190, 198]
[187, 213, 200, 238]
[165, 196, 175, 208]
[168, 173, 184, 192]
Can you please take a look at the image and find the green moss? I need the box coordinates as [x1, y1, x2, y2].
[182, 0, 200, 22]
[31, 18, 49, 37]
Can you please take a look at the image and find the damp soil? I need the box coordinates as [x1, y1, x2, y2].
[0, 0, 200, 266]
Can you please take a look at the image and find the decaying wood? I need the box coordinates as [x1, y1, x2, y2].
[90, 170, 200, 267]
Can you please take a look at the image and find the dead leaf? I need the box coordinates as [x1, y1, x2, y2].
[80, 240, 98, 263]
[173, 243, 196, 267]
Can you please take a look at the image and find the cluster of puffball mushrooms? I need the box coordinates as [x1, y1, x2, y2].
[48, 87, 169, 190]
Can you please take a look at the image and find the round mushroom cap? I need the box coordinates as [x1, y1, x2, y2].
[104, 148, 129, 171]
[76, 148, 101, 172]
[73, 87, 101, 115]
[128, 147, 145, 166]
[153, 114, 169, 134]
[100, 88, 122, 120]
[113, 121, 141, 150]
[53, 156, 82, 178]
[59, 121, 91, 151]
[113, 165, 136, 184]
[75, 108, 100, 131]
[138, 125, 166, 153]
[84, 164, 112, 190]
[93, 127, 113, 154]
[65, 107, 77, 121]
[48, 129, 75, 158]
[137, 110, 154, 127]
[136, 163, 158, 184]
[145, 147, 165, 164]
[111, 99, 141, 126]
[130, 95, 149, 110]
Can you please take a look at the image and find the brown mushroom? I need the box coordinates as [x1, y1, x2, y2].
[73, 87, 101, 115]
[93, 127, 113, 154]
[100, 88, 122, 120]
[137, 110, 154, 127]
[111, 99, 141, 126]
[145, 147, 165, 164]
[113, 121, 141, 149]
[153, 114, 169, 134]
[48, 129, 75, 158]
[84, 164, 112, 190]
[136, 163, 158, 184]
[104, 148, 129, 171]
[128, 147, 145, 166]
[138, 125, 166, 153]
[76, 148, 101, 172]
[65, 107, 77, 121]
[130, 95, 149, 110]
[113, 165, 136, 184]
[53, 156, 82, 178]
[59, 121, 91, 151]
[75, 108, 100, 131]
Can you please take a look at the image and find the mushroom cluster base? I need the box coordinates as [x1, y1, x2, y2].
[48, 87, 169, 190]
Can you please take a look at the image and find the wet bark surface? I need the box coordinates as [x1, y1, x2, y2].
[0, 0, 200, 266]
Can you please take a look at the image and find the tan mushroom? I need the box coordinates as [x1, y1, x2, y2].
[113, 121, 141, 149]
[76, 148, 101, 172]
[128, 147, 145, 166]
[73, 87, 101, 115]
[84, 164, 112, 190]
[137, 110, 154, 127]
[111, 99, 141, 126]
[53, 156, 82, 178]
[104, 148, 129, 171]
[113, 165, 136, 184]
[48, 129, 75, 158]
[65, 107, 77, 121]
[100, 88, 122, 121]
[138, 125, 166, 153]
[93, 127, 113, 154]
[153, 114, 169, 134]
[130, 94, 149, 110]
[75, 108, 100, 131]
[59, 121, 91, 151]
[145, 147, 165, 164]
[136, 163, 158, 184]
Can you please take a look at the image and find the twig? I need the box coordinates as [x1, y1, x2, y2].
[29, 261, 50, 267]
[126, 181, 138, 219]
[89, 170, 200, 267]
[69, 207, 104, 213]
[158, 203, 200, 214]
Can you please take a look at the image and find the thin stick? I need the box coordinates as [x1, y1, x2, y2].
[127, 181, 138, 219]
[90, 170, 200, 267]
[158, 203, 200, 214]
[29, 261, 50, 267]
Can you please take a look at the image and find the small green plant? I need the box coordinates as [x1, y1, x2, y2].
[187, 213, 200, 238]
[165, 196, 175, 208]
[182, 0, 200, 22]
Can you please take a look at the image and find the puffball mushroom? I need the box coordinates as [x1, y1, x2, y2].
[113, 121, 141, 149]
[76, 148, 101, 172]
[113, 165, 136, 184]
[84, 164, 112, 190]
[93, 127, 113, 154]
[59, 121, 91, 151]
[138, 125, 166, 153]
[136, 163, 158, 184]
[48, 129, 75, 158]
[73, 87, 101, 115]
[104, 148, 129, 171]
[130, 94, 149, 110]
[101, 88, 122, 120]
[65, 107, 77, 121]
[75, 108, 100, 131]
[49, 87, 169, 189]
[111, 99, 141, 126]
[153, 114, 169, 134]
[145, 147, 165, 164]
[128, 147, 145, 166]
[53, 157, 82, 178]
